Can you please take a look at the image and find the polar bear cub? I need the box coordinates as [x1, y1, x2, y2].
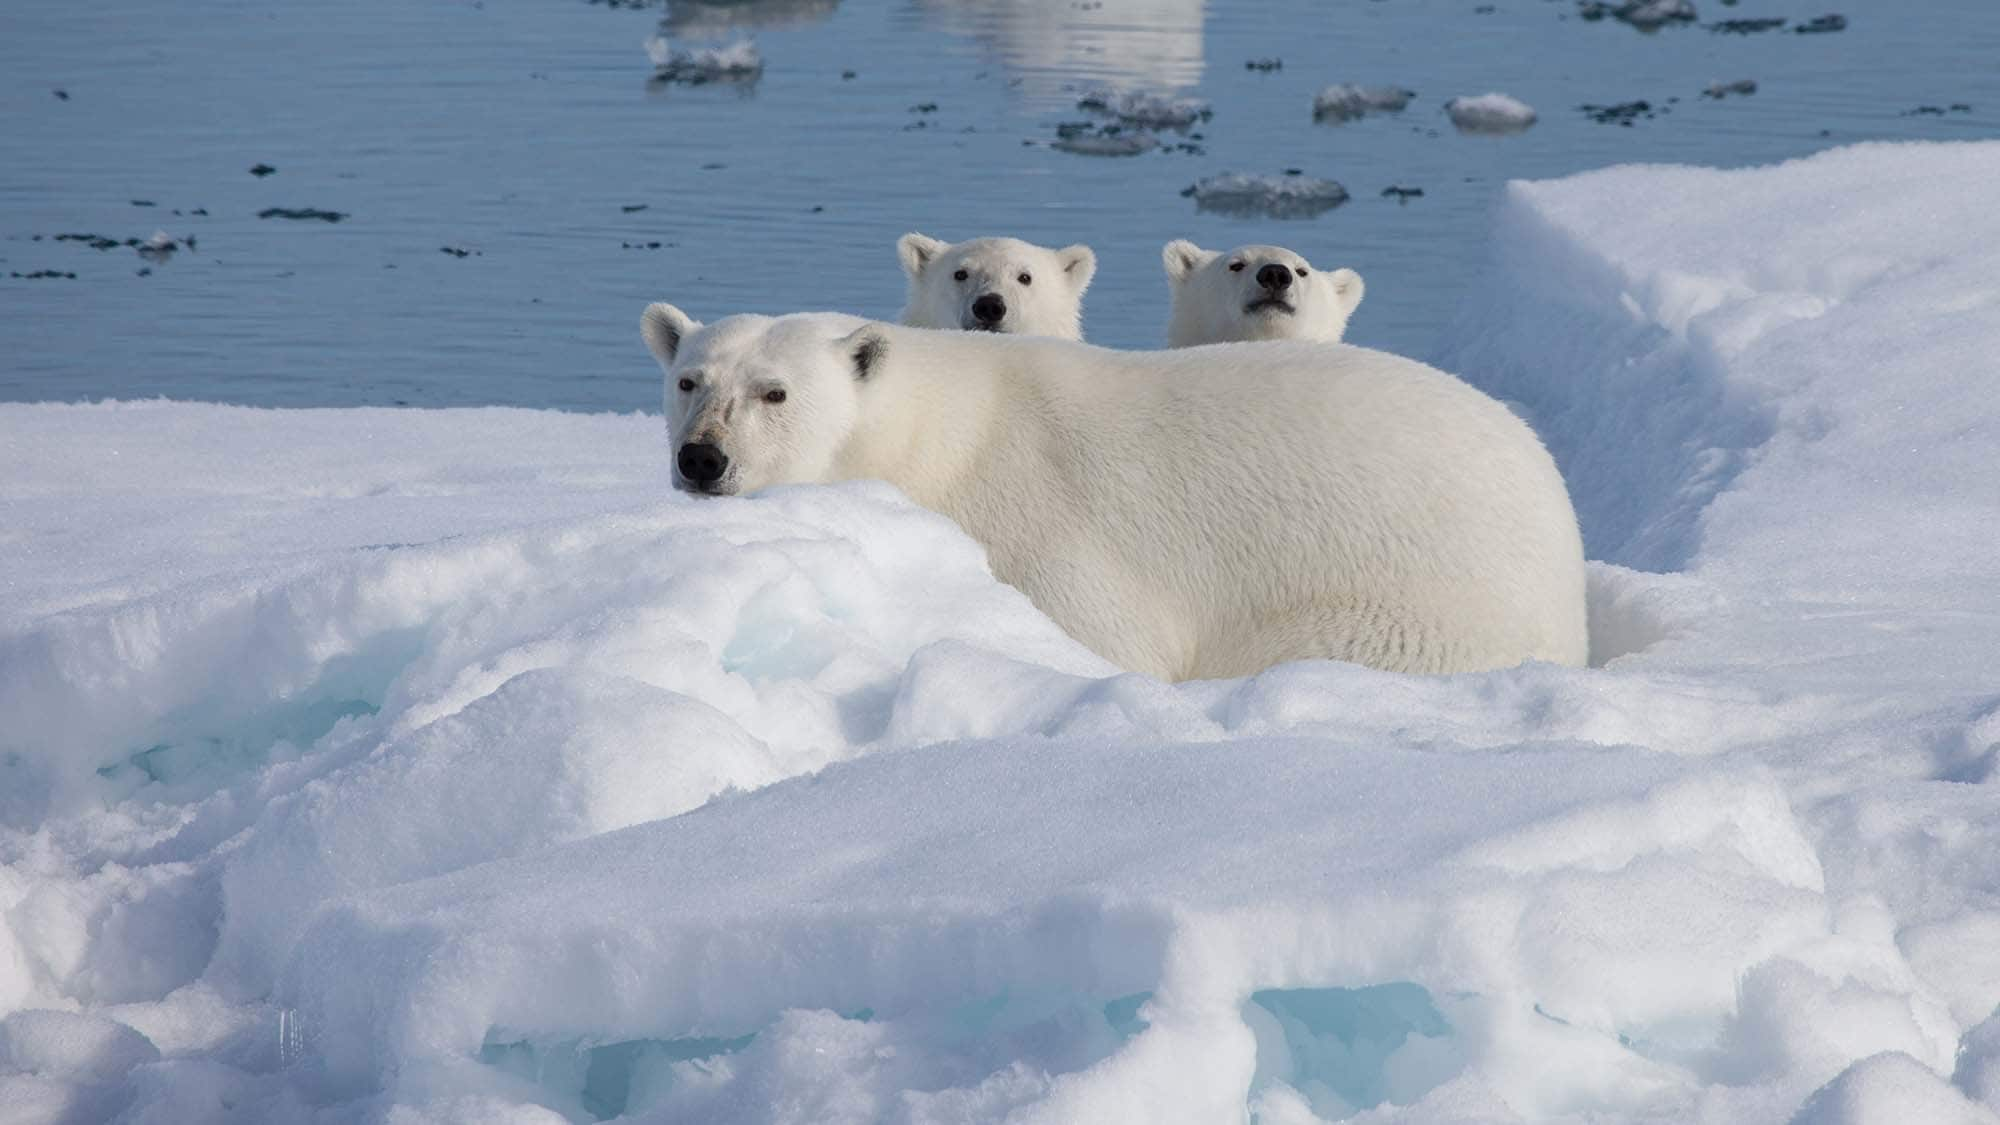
[1164, 240, 1364, 347]
[898, 233, 1097, 339]
[641, 303, 1588, 680]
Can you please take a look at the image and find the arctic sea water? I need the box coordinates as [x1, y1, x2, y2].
[2, 0, 1996, 409]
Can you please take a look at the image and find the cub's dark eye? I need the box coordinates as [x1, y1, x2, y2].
[953, 269, 969, 282]
[677, 378, 695, 392]
[1017, 272, 1032, 286]
[1228, 261, 1245, 272]
[763, 388, 787, 404]
[1295, 266, 1310, 277]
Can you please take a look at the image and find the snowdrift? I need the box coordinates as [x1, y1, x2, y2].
[4, 142, 2000, 1123]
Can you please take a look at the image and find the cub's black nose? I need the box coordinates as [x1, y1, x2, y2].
[971, 293, 1007, 324]
[677, 442, 728, 485]
[1255, 263, 1294, 292]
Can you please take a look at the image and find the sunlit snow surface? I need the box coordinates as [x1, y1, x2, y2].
[5, 143, 2000, 1123]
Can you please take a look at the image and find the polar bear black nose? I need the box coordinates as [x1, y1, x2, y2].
[971, 294, 1007, 324]
[1255, 264, 1294, 292]
[677, 442, 729, 485]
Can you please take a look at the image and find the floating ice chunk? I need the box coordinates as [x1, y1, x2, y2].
[1181, 171, 1349, 218]
[1445, 93, 1538, 134]
[1051, 126, 1158, 157]
[1076, 89, 1211, 130]
[644, 36, 762, 84]
[1580, 0, 1697, 27]
[1795, 13, 1847, 34]
[1704, 79, 1759, 99]
[1312, 84, 1416, 123]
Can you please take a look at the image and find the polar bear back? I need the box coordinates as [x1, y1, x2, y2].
[858, 330, 1588, 678]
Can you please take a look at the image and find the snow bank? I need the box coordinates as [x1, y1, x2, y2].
[6, 141, 2000, 1122]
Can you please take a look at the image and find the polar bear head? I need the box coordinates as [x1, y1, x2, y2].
[898, 233, 1096, 340]
[643, 303, 875, 496]
[1162, 240, 1364, 348]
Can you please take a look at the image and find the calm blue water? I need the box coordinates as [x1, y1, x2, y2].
[3, 0, 1996, 410]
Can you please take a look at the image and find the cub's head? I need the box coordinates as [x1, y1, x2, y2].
[897, 233, 1096, 340]
[642, 303, 882, 497]
[1162, 240, 1364, 348]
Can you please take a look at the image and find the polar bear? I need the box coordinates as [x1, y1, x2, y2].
[898, 233, 1096, 339]
[1163, 240, 1364, 347]
[641, 304, 1588, 679]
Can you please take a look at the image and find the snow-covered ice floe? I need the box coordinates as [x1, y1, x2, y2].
[643, 36, 762, 85]
[6, 141, 2000, 1123]
[1182, 171, 1350, 218]
[1445, 92, 1538, 134]
[1076, 88, 1211, 130]
[1311, 84, 1416, 123]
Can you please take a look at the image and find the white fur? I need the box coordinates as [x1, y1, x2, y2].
[641, 307, 1589, 679]
[1163, 239, 1364, 348]
[897, 233, 1096, 340]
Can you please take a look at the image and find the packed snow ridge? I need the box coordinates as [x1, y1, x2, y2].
[5, 142, 2000, 1124]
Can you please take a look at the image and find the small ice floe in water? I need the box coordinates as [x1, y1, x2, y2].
[1580, 0, 1697, 27]
[258, 207, 347, 222]
[1077, 89, 1211, 130]
[1245, 57, 1283, 72]
[644, 36, 762, 85]
[1704, 79, 1758, 99]
[1181, 171, 1349, 218]
[137, 230, 180, 260]
[1710, 17, 1785, 33]
[1050, 122, 1158, 156]
[1445, 93, 1537, 134]
[1312, 84, 1416, 123]
[1795, 13, 1846, 33]
[1582, 99, 1661, 125]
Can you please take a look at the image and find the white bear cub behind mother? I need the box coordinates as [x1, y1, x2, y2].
[898, 233, 1096, 339]
[644, 303, 1587, 679]
[1165, 239, 1364, 347]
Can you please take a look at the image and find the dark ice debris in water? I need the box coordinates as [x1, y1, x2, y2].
[910, 103, 938, 113]
[137, 231, 184, 260]
[1710, 17, 1784, 32]
[1795, 14, 1845, 33]
[53, 89, 70, 100]
[250, 163, 277, 177]
[439, 246, 480, 258]
[1077, 89, 1211, 130]
[131, 199, 156, 207]
[1704, 79, 1758, 98]
[646, 37, 763, 85]
[258, 208, 347, 222]
[622, 241, 664, 250]
[1902, 104, 1975, 116]
[841, 70, 856, 80]
[12, 270, 78, 279]
[1245, 58, 1283, 72]
[1581, 99, 1662, 125]
[622, 204, 649, 213]
[1382, 186, 1424, 202]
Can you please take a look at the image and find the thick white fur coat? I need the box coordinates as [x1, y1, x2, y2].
[646, 309, 1589, 680]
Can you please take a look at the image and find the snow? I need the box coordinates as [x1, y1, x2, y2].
[1311, 85, 1416, 123]
[1182, 172, 1351, 218]
[5, 140, 2000, 1122]
[1445, 93, 1538, 134]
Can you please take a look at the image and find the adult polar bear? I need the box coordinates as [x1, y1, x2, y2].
[643, 305, 1588, 679]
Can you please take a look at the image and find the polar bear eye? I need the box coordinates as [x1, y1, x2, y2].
[1295, 266, 1309, 277]
[1228, 261, 1245, 272]
[953, 269, 969, 282]
[677, 378, 695, 392]
[1017, 272, 1032, 286]
[763, 388, 787, 404]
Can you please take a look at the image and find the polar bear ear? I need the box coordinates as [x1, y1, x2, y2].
[1162, 240, 1211, 285]
[897, 233, 948, 279]
[1057, 244, 1097, 292]
[1328, 268, 1365, 315]
[642, 302, 701, 365]
[839, 324, 889, 381]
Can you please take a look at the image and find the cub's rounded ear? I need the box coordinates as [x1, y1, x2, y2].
[1162, 239, 1211, 285]
[1328, 268, 1365, 315]
[897, 233, 948, 279]
[839, 324, 890, 380]
[1058, 244, 1097, 292]
[642, 303, 701, 365]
